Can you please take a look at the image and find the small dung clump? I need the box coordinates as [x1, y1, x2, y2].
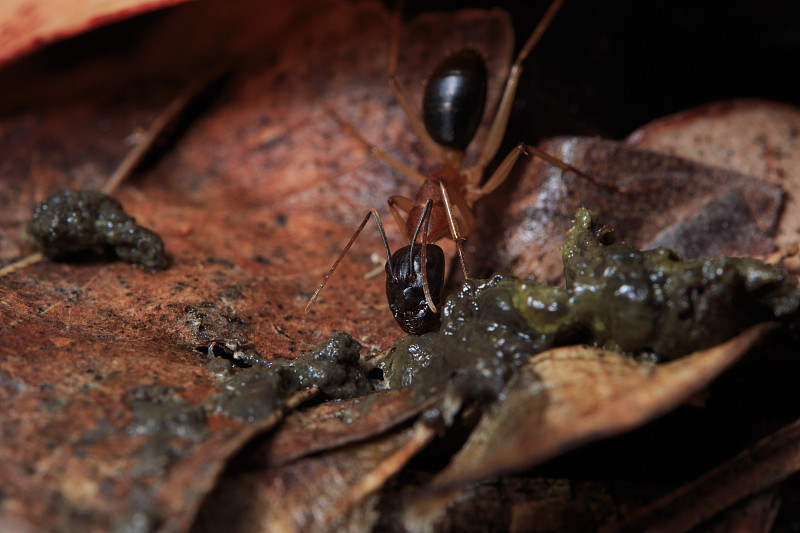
[25, 189, 167, 270]
[208, 331, 371, 423]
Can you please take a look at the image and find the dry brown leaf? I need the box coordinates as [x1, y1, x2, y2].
[627, 100, 800, 273]
[397, 326, 771, 530]
[252, 386, 444, 469]
[694, 491, 781, 533]
[0, 0, 190, 67]
[472, 137, 783, 284]
[605, 411, 800, 533]
[193, 422, 437, 533]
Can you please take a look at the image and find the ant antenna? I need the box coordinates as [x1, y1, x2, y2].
[407, 200, 431, 274]
[419, 204, 436, 313]
[407, 200, 437, 313]
[304, 209, 394, 314]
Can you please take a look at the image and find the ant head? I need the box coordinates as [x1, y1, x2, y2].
[385, 244, 445, 335]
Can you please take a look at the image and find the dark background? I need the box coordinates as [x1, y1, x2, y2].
[401, 0, 800, 142]
[2, 0, 798, 142]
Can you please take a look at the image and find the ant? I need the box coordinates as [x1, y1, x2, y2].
[305, 0, 615, 335]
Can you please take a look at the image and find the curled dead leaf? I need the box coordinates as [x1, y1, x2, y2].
[0, 0, 191, 67]
[396, 326, 772, 530]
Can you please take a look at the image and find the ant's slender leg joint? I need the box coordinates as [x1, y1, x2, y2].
[477, 142, 527, 197]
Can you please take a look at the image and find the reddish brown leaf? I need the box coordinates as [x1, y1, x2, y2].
[0, 2, 517, 530]
[0, 306, 313, 532]
[0, 0, 191, 67]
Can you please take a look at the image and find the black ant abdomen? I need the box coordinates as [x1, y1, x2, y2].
[423, 49, 488, 151]
[386, 243, 446, 335]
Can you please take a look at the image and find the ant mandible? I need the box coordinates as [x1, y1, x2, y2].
[305, 0, 610, 335]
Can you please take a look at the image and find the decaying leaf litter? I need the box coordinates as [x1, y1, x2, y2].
[1, 0, 800, 532]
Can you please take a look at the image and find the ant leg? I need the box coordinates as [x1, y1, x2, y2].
[471, 0, 564, 180]
[470, 142, 527, 198]
[408, 200, 437, 312]
[304, 209, 394, 314]
[439, 179, 476, 235]
[388, 195, 414, 245]
[471, 142, 627, 200]
[329, 110, 427, 185]
[387, 10, 451, 164]
[524, 144, 628, 193]
[438, 179, 471, 279]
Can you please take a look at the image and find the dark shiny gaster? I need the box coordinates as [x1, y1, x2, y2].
[386, 244, 445, 335]
[422, 49, 488, 151]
